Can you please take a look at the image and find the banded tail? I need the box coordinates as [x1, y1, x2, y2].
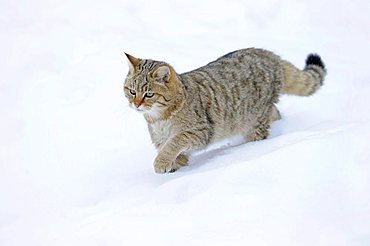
[281, 54, 326, 96]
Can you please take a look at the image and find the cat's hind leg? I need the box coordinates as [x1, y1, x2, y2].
[245, 122, 270, 142]
[245, 105, 279, 142]
[269, 105, 281, 123]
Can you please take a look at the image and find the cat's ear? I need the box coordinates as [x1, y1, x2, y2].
[152, 65, 171, 82]
[124, 52, 140, 73]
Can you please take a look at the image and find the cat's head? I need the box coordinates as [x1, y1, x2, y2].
[123, 53, 183, 120]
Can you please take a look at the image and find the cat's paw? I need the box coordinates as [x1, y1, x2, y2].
[154, 154, 188, 173]
[154, 157, 174, 173]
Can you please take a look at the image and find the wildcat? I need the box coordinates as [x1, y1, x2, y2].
[123, 48, 326, 173]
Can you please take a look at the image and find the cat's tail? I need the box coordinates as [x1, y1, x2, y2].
[281, 54, 326, 96]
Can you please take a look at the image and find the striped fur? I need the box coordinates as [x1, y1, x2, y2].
[123, 48, 326, 173]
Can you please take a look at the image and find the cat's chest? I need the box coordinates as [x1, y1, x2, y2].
[149, 120, 174, 144]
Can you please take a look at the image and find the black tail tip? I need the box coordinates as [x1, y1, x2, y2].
[306, 54, 325, 69]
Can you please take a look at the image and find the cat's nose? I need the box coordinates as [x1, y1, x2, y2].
[133, 100, 142, 108]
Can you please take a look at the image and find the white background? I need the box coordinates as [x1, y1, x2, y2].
[1, 0, 370, 245]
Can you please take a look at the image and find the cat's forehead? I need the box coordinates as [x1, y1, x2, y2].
[129, 59, 165, 81]
[136, 59, 159, 73]
[126, 60, 158, 89]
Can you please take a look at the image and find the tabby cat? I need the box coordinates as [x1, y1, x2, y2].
[123, 48, 326, 173]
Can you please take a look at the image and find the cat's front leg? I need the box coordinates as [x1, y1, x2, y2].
[153, 132, 197, 173]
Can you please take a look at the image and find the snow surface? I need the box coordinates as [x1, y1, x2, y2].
[1, 0, 370, 245]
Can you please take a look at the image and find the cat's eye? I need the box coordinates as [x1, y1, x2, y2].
[145, 92, 154, 98]
[129, 89, 136, 95]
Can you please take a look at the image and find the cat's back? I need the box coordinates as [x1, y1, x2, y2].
[181, 48, 282, 89]
[212, 48, 279, 63]
[185, 48, 279, 73]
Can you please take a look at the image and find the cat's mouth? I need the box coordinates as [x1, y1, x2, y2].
[130, 104, 153, 114]
[130, 103, 161, 119]
[134, 107, 147, 113]
[129, 103, 145, 112]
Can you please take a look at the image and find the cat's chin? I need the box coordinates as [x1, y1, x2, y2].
[135, 108, 152, 115]
[135, 108, 145, 113]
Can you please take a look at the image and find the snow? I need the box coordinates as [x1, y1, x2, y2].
[1, 0, 370, 245]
